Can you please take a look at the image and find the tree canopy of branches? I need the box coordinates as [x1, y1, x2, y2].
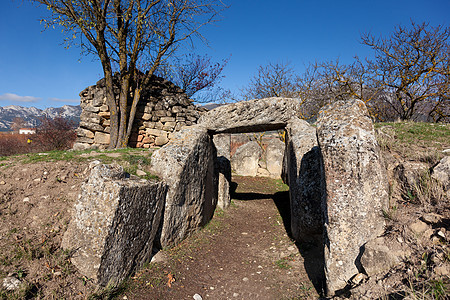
[362, 21, 450, 121]
[32, 0, 226, 148]
[157, 53, 228, 102]
[241, 62, 301, 100]
[241, 21, 449, 123]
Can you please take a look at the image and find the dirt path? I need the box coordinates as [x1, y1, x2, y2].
[124, 176, 322, 300]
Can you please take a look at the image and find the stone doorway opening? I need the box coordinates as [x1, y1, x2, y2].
[215, 129, 326, 296]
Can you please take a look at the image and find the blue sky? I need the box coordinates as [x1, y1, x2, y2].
[0, 0, 449, 109]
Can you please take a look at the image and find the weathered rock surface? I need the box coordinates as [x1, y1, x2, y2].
[432, 156, 450, 191]
[2, 276, 21, 291]
[359, 236, 410, 277]
[198, 97, 301, 134]
[265, 138, 285, 178]
[283, 117, 324, 242]
[394, 161, 429, 197]
[316, 99, 389, 295]
[150, 125, 217, 248]
[61, 162, 167, 286]
[231, 141, 263, 177]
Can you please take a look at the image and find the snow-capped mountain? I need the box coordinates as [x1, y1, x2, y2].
[0, 105, 81, 131]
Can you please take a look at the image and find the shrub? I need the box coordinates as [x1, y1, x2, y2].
[34, 116, 77, 151]
[0, 132, 30, 156]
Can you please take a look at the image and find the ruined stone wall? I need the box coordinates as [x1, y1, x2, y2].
[73, 76, 205, 150]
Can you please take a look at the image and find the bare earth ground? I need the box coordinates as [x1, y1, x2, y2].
[124, 176, 322, 300]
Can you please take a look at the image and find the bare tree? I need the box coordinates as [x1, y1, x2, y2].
[31, 0, 226, 148]
[240, 62, 301, 100]
[296, 59, 383, 121]
[362, 21, 450, 121]
[157, 53, 229, 102]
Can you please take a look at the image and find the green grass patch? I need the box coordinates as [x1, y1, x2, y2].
[375, 122, 449, 149]
[275, 258, 292, 270]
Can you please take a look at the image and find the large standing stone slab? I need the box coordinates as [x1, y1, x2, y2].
[316, 99, 389, 295]
[283, 117, 324, 242]
[61, 162, 167, 286]
[150, 125, 217, 248]
[231, 141, 263, 176]
[198, 97, 301, 134]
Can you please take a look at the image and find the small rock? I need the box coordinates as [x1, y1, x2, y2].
[351, 273, 367, 285]
[435, 265, 449, 276]
[409, 220, 429, 234]
[136, 169, 147, 176]
[33, 178, 41, 182]
[437, 230, 446, 239]
[422, 213, 443, 224]
[53, 271, 62, 276]
[242, 277, 249, 282]
[233, 293, 239, 297]
[23, 197, 30, 202]
[0, 180, 5, 185]
[150, 251, 166, 263]
[287, 246, 295, 251]
[193, 294, 202, 300]
[3, 276, 21, 291]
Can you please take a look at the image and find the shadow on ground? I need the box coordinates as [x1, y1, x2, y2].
[231, 181, 326, 297]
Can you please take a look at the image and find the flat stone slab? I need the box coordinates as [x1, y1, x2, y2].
[198, 97, 302, 134]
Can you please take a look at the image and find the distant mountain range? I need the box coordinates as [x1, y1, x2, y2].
[0, 105, 82, 131]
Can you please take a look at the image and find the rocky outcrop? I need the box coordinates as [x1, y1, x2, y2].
[198, 97, 301, 134]
[283, 117, 324, 242]
[231, 141, 263, 177]
[316, 99, 389, 295]
[61, 162, 167, 286]
[73, 75, 205, 150]
[150, 125, 217, 248]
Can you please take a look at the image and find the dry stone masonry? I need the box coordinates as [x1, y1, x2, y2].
[73, 75, 205, 150]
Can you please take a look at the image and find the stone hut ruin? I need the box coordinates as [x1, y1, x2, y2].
[73, 75, 205, 150]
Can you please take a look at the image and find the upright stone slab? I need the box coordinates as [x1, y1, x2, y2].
[198, 97, 301, 133]
[213, 134, 231, 210]
[316, 100, 389, 295]
[150, 125, 217, 248]
[231, 141, 263, 176]
[61, 162, 167, 286]
[284, 117, 324, 242]
[265, 138, 285, 178]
